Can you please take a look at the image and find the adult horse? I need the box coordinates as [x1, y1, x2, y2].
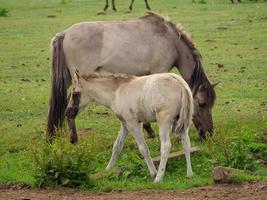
[47, 12, 217, 143]
[103, 0, 151, 11]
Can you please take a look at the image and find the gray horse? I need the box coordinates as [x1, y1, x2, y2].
[47, 12, 217, 143]
[103, 0, 151, 11]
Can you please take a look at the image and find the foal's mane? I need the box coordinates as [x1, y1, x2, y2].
[81, 72, 134, 82]
[142, 12, 216, 106]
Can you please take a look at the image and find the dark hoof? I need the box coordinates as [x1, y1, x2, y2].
[113, 8, 117, 12]
[70, 137, 78, 144]
[147, 132, 156, 139]
[147, 7, 151, 10]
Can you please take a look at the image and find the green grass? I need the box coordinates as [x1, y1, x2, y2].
[0, 0, 267, 190]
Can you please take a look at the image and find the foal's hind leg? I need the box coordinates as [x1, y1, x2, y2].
[180, 128, 193, 178]
[126, 121, 157, 178]
[154, 119, 172, 182]
[106, 123, 128, 170]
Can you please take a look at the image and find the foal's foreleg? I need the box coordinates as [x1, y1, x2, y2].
[127, 121, 157, 178]
[181, 128, 193, 178]
[154, 121, 172, 183]
[106, 123, 128, 171]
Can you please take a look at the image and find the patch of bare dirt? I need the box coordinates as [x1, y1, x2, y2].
[0, 182, 266, 200]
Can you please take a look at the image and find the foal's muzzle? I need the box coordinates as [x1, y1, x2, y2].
[65, 107, 79, 119]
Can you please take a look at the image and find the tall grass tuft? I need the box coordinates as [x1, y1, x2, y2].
[31, 133, 95, 188]
[0, 7, 8, 17]
[203, 128, 261, 172]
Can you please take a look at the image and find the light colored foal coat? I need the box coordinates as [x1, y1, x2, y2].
[67, 72, 194, 182]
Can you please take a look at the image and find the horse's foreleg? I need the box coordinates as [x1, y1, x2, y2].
[129, 0, 134, 11]
[127, 121, 157, 178]
[154, 121, 172, 183]
[104, 0, 109, 11]
[106, 123, 128, 170]
[181, 128, 193, 178]
[67, 118, 78, 144]
[144, 0, 151, 10]
[112, 0, 117, 11]
[143, 123, 155, 138]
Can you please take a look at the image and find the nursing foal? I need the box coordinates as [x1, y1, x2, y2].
[66, 71, 193, 182]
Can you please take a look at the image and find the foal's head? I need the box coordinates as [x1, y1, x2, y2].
[65, 70, 88, 119]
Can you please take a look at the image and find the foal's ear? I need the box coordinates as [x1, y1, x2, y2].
[73, 70, 80, 84]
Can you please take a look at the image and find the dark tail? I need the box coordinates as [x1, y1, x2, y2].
[46, 32, 70, 137]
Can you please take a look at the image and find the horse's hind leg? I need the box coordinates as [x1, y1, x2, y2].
[143, 123, 155, 138]
[103, 0, 109, 11]
[180, 128, 193, 178]
[129, 0, 134, 11]
[106, 123, 128, 170]
[112, 0, 117, 11]
[126, 121, 157, 178]
[154, 119, 172, 182]
[144, 0, 151, 10]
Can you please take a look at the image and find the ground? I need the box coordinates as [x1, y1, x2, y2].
[1, 182, 266, 200]
[0, 0, 266, 194]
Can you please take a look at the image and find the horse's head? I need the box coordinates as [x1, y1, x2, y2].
[192, 82, 219, 140]
[65, 70, 87, 119]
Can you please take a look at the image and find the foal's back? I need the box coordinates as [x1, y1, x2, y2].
[115, 73, 191, 122]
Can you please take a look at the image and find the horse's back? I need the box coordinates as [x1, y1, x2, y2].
[61, 15, 178, 78]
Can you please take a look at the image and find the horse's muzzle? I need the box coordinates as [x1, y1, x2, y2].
[65, 107, 79, 119]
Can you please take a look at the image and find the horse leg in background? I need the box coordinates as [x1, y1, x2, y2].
[154, 119, 172, 182]
[129, 0, 134, 11]
[106, 123, 128, 170]
[143, 123, 155, 138]
[112, 0, 117, 11]
[144, 0, 151, 10]
[67, 118, 78, 144]
[103, 0, 109, 11]
[180, 128, 193, 178]
[126, 121, 157, 178]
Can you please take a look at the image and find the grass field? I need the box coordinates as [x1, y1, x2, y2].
[0, 0, 266, 190]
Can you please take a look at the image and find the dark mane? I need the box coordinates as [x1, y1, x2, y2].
[142, 12, 216, 107]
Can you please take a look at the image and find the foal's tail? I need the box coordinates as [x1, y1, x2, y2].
[173, 83, 194, 137]
[46, 32, 70, 137]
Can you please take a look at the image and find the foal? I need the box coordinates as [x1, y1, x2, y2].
[66, 71, 193, 182]
[103, 0, 151, 11]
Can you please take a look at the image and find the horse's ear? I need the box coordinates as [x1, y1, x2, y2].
[212, 81, 220, 88]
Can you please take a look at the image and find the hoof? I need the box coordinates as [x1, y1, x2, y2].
[70, 137, 78, 144]
[150, 171, 157, 179]
[187, 172, 193, 179]
[154, 176, 162, 183]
